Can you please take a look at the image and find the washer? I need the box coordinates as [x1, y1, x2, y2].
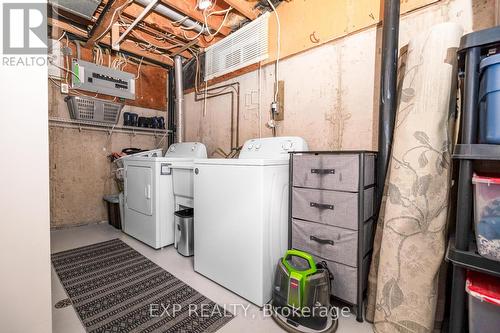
[193, 137, 308, 306]
[123, 142, 207, 249]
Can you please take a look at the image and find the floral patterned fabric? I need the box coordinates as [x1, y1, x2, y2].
[366, 23, 463, 332]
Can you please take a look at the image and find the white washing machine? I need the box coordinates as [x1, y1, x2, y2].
[193, 137, 308, 306]
[123, 142, 207, 249]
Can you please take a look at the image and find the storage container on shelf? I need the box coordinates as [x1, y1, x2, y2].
[472, 174, 500, 261]
[478, 53, 500, 144]
[466, 270, 500, 333]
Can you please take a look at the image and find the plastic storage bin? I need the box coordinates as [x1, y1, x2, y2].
[479, 53, 500, 144]
[472, 174, 500, 261]
[103, 195, 122, 230]
[466, 270, 500, 333]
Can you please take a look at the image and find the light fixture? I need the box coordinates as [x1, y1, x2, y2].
[197, 0, 212, 10]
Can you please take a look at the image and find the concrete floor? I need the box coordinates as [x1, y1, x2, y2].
[51, 223, 373, 333]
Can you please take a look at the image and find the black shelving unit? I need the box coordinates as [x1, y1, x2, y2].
[446, 26, 500, 333]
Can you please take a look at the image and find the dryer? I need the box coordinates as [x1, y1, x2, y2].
[193, 137, 308, 306]
[123, 142, 207, 249]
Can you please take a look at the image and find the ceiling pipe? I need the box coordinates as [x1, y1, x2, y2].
[376, 0, 400, 210]
[174, 55, 185, 143]
[135, 0, 207, 34]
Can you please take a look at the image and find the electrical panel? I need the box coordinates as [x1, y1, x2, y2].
[71, 59, 136, 100]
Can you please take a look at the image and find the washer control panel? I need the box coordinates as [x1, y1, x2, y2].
[165, 142, 207, 158]
[239, 137, 308, 159]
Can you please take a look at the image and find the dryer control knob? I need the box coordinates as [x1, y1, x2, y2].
[248, 144, 254, 150]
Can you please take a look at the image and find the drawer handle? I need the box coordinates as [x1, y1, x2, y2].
[310, 236, 334, 246]
[310, 202, 334, 210]
[311, 168, 335, 175]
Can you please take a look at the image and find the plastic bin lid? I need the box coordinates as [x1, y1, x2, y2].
[480, 53, 500, 71]
[103, 195, 120, 204]
[174, 208, 193, 217]
[472, 173, 500, 185]
[466, 270, 500, 306]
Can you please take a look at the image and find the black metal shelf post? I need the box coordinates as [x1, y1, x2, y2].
[447, 26, 500, 333]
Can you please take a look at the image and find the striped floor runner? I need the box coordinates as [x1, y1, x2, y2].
[52, 239, 233, 333]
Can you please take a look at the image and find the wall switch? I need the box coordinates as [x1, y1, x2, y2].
[61, 83, 69, 94]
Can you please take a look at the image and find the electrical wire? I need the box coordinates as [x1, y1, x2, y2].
[135, 56, 144, 79]
[49, 57, 81, 82]
[266, 0, 280, 102]
[93, 0, 133, 44]
[203, 8, 232, 42]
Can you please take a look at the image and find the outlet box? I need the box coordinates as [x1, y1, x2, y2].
[60, 83, 69, 94]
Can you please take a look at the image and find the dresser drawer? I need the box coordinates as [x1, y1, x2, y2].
[292, 219, 374, 267]
[293, 154, 375, 191]
[311, 254, 371, 304]
[292, 187, 374, 230]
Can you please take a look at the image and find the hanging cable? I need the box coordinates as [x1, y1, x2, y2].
[265, 0, 281, 137]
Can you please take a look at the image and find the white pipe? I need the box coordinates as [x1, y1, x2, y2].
[174, 55, 185, 143]
[114, 0, 159, 48]
[135, 0, 206, 34]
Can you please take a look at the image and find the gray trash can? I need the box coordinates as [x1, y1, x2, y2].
[174, 208, 194, 256]
[103, 194, 121, 229]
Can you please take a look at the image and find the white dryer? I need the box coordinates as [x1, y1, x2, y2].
[123, 142, 207, 249]
[193, 137, 308, 306]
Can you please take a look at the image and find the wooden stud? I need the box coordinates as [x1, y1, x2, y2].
[85, 0, 130, 47]
[48, 18, 174, 66]
[220, 0, 259, 20]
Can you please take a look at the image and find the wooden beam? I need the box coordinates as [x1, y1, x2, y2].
[128, 29, 193, 58]
[85, 0, 130, 47]
[159, 0, 231, 36]
[122, 3, 221, 47]
[220, 0, 259, 20]
[171, 39, 198, 56]
[48, 18, 173, 66]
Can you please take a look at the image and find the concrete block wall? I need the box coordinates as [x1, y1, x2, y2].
[48, 83, 167, 228]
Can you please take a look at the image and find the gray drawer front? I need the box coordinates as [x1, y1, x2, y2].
[293, 154, 375, 191]
[292, 219, 374, 267]
[292, 187, 374, 230]
[311, 254, 371, 304]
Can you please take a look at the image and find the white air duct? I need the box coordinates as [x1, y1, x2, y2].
[135, 0, 206, 34]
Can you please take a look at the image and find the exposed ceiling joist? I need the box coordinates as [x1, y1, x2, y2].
[122, 3, 220, 47]
[221, 0, 259, 20]
[128, 28, 192, 58]
[49, 18, 174, 66]
[85, 0, 130, 47]
[159, 0, 232, 36]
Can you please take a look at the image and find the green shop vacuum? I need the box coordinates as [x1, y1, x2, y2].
[271, 249, 338, 333]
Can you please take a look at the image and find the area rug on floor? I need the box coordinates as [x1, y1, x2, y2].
[52, 239, 233, 333]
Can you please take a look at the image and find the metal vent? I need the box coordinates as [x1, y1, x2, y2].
[205, 13, 269, 81]
[49, 0, 101, 20]
[65, 96, 123, 124]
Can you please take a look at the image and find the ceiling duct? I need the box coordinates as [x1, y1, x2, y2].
[49, 0, 101, 20]
[135, 0, 207, 34]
